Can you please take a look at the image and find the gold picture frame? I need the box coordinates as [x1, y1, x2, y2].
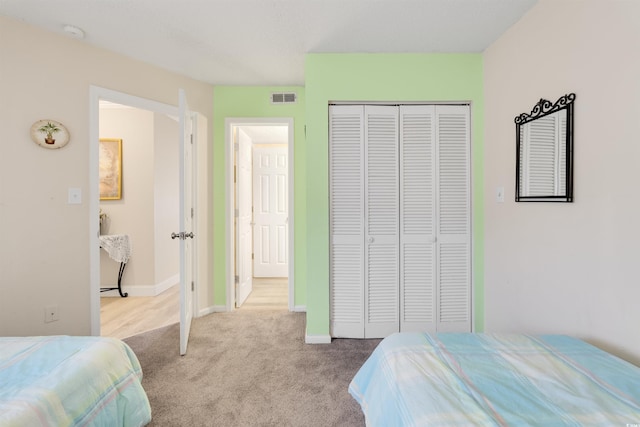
[99, 138, 122, 200]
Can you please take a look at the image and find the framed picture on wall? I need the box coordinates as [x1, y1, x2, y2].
[99, 138, 123, 200]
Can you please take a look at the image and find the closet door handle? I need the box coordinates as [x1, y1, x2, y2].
[368, 236, 374, 244]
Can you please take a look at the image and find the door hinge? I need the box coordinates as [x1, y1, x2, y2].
[234, 142, 239, 152]
[234, 166, 237, 183]
[190, 134, 194, 145]
[191, 207, 194, 219]
[191, 281, 194, 291]
[234, 275, 239, 284]
[252, 253, 254, 260]
[234, 208, 239, 218]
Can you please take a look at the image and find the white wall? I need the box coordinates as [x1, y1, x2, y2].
[484, 0, 640, 364]
[0, 15, 214, 336]
[153, 113, 179, 285]
[99, 107, 156, 289]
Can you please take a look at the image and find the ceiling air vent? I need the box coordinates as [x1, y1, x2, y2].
[271, 92, 297, 104]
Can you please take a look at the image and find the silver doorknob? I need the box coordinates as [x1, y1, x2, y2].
[172, 232, 195, 240]
[368, 236, 374, 244]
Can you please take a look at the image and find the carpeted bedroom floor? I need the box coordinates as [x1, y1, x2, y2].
[124, 310, 380, 426]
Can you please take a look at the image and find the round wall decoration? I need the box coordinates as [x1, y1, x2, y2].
[30, 119, 70, 149]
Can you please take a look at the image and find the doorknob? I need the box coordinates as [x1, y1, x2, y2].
[368, 236, 374, 244]
[171, 232, 195, 240]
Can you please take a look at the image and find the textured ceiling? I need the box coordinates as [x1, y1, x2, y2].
[0, 0, 538, 85]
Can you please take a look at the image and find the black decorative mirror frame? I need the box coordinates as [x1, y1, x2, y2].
[515, 93, 575, 202]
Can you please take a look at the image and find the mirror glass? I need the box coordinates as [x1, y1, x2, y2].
[515, 93, 575, 202]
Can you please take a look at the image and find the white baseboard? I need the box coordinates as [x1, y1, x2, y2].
[292, 305, 306, 312]
[155, 274, 179, 294]
[197, 305, 227, 317]
[305, 332, 332, 344]
[100, 274, 178, 297]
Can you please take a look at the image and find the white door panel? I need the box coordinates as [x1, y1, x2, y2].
[253, 146, 288, 277]
[236, 129, 253, 306]
[178, 89, 195, 356]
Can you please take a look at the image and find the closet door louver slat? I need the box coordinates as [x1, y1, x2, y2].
[436, 106, 471, 332]
[364, 105, 399, 338]
[329, 106, 365, 338]
[400, 106, 436, 332]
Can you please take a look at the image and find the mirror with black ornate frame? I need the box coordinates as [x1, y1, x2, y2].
[515, 93, 575, 202]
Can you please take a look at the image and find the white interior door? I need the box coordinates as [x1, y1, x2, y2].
[178, 89, 195, 356]
[252, 146, 288, 277]
[236, 129, 253, 306]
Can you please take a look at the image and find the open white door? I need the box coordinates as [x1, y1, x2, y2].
[253, 146, 288, 277]
[176, 89, 195, 355]
[236, 129, 253, 306]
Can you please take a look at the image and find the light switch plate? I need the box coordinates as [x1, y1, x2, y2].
[68, 188, 82, 204]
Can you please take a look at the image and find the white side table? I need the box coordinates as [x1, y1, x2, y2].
[99, 234, 131, 297]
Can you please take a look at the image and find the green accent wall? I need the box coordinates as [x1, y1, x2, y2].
[304, 54, 485, 337]
[213, 86, 307, 307]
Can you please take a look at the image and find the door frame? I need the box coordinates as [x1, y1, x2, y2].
[225, 117, 295, 311]
[89, 85, 195, 335]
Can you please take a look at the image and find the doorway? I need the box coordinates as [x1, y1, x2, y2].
[225, 118, 294, 311]
[96, 100, 180, 338]
[89, 86, 197, 337]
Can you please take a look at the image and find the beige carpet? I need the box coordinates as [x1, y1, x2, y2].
[124, 310, 380, 426]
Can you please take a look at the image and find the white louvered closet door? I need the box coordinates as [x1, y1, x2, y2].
[436, 105, 471, 333]
[330, 103, 471, 339]
[399, 105, 437, 333]
[364, 106, 399, 338]
[329, 105, 365, 338]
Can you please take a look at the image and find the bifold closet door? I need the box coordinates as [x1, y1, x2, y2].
[399, 105, 470, 333]
[330, 104, 471, 338]
[329, 105, 399, 338]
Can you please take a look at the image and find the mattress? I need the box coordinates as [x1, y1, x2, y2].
[0, 335, 151, 426]
[349, 333, 640, 426]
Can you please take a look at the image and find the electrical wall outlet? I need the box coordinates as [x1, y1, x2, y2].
[45, 305, 59, 323]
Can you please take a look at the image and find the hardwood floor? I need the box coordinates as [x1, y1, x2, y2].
[100, 285, 179, 340]
[240, 277, 288, 311]
[100, 278, 288, 339]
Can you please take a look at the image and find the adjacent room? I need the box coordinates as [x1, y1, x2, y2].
[2, 0, 639, 425]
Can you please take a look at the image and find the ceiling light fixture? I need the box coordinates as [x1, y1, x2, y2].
[63, 24, 85, 39]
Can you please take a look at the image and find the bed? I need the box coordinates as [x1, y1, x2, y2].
[349, 333, 640, 426]
[0, 335, 151, 426]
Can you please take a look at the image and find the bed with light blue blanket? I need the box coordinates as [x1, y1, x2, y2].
[0, 336, 151, 426]
[349, 333, 640, 426]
